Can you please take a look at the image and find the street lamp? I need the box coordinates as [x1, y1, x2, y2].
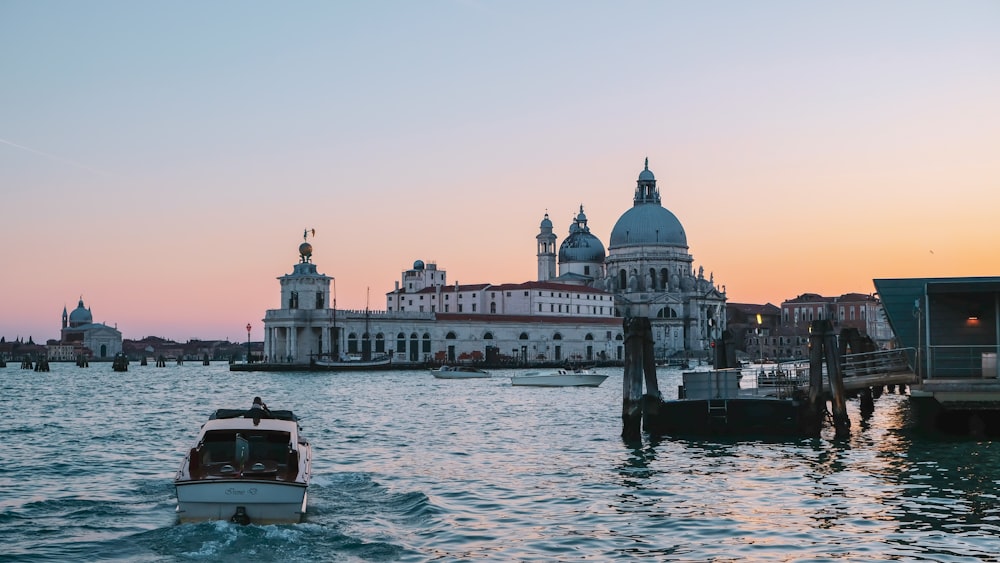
[246, 323, 252, 363]
[756, 313, 764, 364]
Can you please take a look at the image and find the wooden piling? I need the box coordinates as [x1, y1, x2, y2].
[807, 324, 826, 432]
[821, 323, 850, 437]
[622, 316, 650, 441]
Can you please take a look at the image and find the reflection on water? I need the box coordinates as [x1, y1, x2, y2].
[2, 363, 999, 561]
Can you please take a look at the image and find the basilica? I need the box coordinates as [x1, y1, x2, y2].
[261, 160, 726, 365]
[55, 298, 123, 360]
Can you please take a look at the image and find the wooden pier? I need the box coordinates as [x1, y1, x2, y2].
[624, 318, 919, 439]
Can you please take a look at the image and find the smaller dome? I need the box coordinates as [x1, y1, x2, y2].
[413, 260, 425, 271]
[559, 231, 606, 263]
[539, 214, 553, 229]
[299, 242, 313, 258]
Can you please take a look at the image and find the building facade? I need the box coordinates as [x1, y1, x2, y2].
[262, 159, 726, 364]
[58, 297, 123, 359]
[599, 160, 727, 359]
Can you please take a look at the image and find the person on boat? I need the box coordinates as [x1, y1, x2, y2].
[249, 396, 272, 425]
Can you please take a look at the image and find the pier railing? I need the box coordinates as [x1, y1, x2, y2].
[743, 349, 917, 395]
[927, 345, 999, 379]
[842, 348, 914, 379]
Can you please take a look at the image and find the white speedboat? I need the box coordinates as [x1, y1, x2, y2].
[174, 407, 312, 524]
[431, 365, 491, 379]
[511, 368, 608, 387]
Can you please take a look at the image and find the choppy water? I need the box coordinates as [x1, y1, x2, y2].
[2, 362, 999, 562]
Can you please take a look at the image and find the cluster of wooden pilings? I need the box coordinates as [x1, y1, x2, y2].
[622, 316, 657, 442]
[17, 356, 50, 371]
[808, 319, 849, 437]
[112, 353, 129, 372]
[622, 316, 873, 440]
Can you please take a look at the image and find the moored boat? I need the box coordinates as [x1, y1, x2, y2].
[510, 368, 608, 387]
[174, 403, 312, 524]
[311, 353, 391, 370]
[431, 365, 490, 379]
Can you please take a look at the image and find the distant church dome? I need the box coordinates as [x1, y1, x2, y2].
[609, 159, 687, 249]
[413, 259, 425, 271]
[558, 205, 606, 263]
[539, 214, 553, 231]
[69, 298, 93, 326]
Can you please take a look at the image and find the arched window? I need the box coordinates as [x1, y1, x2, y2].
[490, 302, 497, 314]
[618, 269, 627, 290]
[553, 333, 562, 340]
[483, 332, 494, 340]
[375, 333, 385, 353]
[422, 333, 431, 353]
[446, 331, 457, 339]
[348, 332, 358, 354]
[585, 333, 594, 341]
[519, 332, 529, 340]
[397, 332, 406, 353]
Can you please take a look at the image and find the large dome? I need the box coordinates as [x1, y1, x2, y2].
[608, 159, 687, 249]
[609, 205, 687, 248]
[68, 299, 93, 325]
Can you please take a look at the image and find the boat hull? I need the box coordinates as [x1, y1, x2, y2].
[510, 374, 608, 387]
[175, 479, 308, 524]
[642, 395, 808, 437]
[433, 373, 490, 379]
[312, 358, 391, 370]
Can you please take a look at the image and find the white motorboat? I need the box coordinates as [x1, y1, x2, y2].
[174, 407, 312, 524]
[510, 368, 608, 387]
[431, 365, 491, 379]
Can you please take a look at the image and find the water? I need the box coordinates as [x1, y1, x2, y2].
[2, 363, 999, 562]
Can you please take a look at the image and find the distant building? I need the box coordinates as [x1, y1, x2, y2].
[598, 159, 727, 359]
[263, 238, 621, 365]
[262, 160, 727, 364]
[58, 298, 122, 359]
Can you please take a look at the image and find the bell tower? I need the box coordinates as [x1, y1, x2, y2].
[536, 213, 557, 281]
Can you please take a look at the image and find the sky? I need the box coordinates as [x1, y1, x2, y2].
[2, 1, 998, 343]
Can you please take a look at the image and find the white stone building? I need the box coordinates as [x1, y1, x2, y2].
[59, 298, 123, 359]
[262, 159, 726, 364]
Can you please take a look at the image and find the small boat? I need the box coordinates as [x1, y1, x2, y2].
[431, 365, 491, 379]
[510, 368, 608, 387]
[174, 406, 312, 524]
[312, 353, 391, 370]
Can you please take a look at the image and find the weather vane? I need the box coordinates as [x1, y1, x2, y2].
[303, 228, 315, 241]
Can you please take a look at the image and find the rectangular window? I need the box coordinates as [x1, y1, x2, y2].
[458, 304, 464, 312]
[472, 304, 477, 312]
[445, 304, 450, 312]
[538, 304, 542, 312]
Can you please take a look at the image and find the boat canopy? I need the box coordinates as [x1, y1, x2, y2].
[210, 408, 298, 421]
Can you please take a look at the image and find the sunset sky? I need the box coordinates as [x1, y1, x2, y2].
[2, 1, 998, 343]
